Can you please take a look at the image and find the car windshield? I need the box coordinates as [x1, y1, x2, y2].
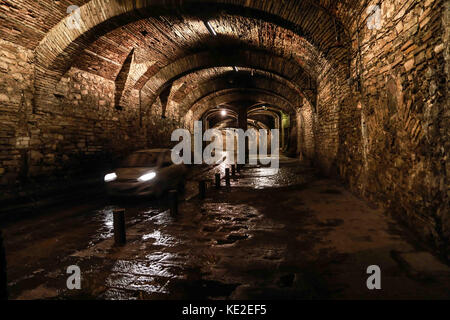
[121, 152, 161, 168]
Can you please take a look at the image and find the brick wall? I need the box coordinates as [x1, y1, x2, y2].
[295, 0, 449, 254]
[0, 39, 35, 185]
[337, 0, 449, 253]
[297, 103, 315, 160]
[0, 40, 155, 187]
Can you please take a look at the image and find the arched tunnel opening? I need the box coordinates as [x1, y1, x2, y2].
[0, 0, 448, 302]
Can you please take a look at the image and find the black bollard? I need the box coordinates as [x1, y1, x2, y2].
[0, 230, 7, 300]
[231, 165, 236, 177]
[169, 190, 178, 216]
[215, 173, 221, 189]
[225, 168, 231, 187]
[113, 209, 126, 246]
[237, 164, 241, 173]
[199, 180, 207, 200]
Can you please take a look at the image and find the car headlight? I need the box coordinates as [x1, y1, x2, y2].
[138, 172, 156, 182]
[104, 173, 117, 182]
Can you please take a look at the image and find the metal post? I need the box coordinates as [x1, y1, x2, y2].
[169, 190, 178, 216]
[199, 180, 207, 199]
[0, 230, 7, 300]
[215, 173, 221, 189]
[225, 168, 231, 187]
[237, 164, 241, 173]
[113, 209, 126, 246]
[231, 165, 236, 177]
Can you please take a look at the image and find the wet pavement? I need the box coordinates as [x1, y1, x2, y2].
[2, 157, 450, 300]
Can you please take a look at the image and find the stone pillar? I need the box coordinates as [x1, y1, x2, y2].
[238, 107, 248, 132]
[238, 104, 249, 163]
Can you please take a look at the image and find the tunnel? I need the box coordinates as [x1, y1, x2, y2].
[0, 0, 449, 302]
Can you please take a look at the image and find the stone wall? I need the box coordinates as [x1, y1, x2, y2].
[443, 0, 450, 256]
[0, 39, 191, 192]
[145, 98, 183, 148]
[40, 67, 147, 173]
[340, 0, 449, 254]
[295, 0, 449, 255]
[297, 104, 315, 160]
[0, 39, 154, 188]
[315, 64, 353, 176]
[0, 39, 35, 186]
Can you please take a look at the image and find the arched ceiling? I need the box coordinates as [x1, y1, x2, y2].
[1, 0, 367, 51]
[204, 106, 276, 130]
[33, 0, 358, 70]
[138, 48, 318, 112]
[204, 109, 238, 127]
[72, 14, 325, 82]
[190, 89, 294, 122]
[171, 67, 306, 103]
[167, 68, 307, 117]
[211, 118, 273, 131]
[0, 0, 367, 126]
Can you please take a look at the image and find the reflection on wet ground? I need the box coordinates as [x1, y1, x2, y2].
[3, 158, 450, 300]
[231, 165, 313, 189]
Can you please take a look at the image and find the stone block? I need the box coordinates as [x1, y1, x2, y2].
[30, 150, 43, 161]
[0, 94, 9, 102]
[434, 44, 444, 54]
[404, 58, 415, 72]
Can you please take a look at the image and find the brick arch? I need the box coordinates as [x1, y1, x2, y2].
[35, 0, 350, 73]
[203, 108, 239, 129]
[189, 88, 295, 125]
[32, 0, 352, 113]
[172, 71, 306, 117]
[204, 108, 239, 120]
[171, 68, 305, 103]
[203, 103, 283, 125]
[140, 49, 317, 110]
[248, 106, 284, 119]
[247, 108, 283, 130]
[209, 116, 273, 131]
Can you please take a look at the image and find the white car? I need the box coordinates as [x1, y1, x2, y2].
[104, 149, 188, 198]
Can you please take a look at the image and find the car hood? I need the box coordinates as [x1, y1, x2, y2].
[115, 167, 158, 180]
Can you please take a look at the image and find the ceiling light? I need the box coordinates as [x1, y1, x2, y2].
[233, 66, 239, 72]
[221, 110, 227, 116]
[205, 21, 217, 36]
